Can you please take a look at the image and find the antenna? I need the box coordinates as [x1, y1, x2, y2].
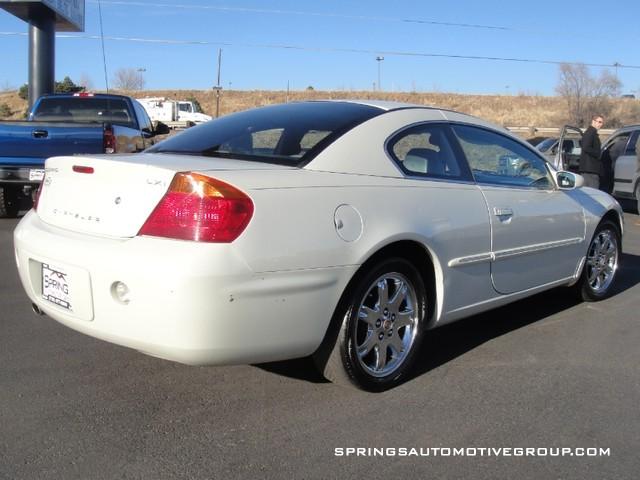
[97, 0, 109, 92]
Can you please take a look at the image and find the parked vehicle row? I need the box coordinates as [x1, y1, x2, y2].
[14, 100, 623, 391]
[0, 93, 166, 217]
[553, 125, 640, 211]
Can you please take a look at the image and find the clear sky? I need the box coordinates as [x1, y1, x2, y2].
[1, 0, 639, 95]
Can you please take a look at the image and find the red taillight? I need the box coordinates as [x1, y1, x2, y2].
[138, 172, 254, 243]
[104, 126, 116, 154]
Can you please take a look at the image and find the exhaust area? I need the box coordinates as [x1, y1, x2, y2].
[31, 303, 44, 316]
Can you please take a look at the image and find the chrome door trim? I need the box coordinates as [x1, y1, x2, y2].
[448, 237, 583, 267]
[493, 237, 584, 261]
[448, 253, 493, 267]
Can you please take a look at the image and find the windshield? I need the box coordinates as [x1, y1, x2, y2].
[535, 138, 557, 152]
[147, 102, 383, 165]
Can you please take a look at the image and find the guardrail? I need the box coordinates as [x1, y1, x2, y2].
[507, 126, 615, 137]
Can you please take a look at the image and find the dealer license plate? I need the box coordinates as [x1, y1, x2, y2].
[42, 263, 72, 311]
[29, 169, 45, 181]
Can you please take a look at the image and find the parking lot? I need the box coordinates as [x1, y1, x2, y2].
[1, 208, 640, 479]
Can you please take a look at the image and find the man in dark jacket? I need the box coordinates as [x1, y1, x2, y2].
[579, 115, 604, 188]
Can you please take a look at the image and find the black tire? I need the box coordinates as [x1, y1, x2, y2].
[314, 258, 428, 391]
[635, 183, 640, 215]
[0, 186, 20, 218]
[576, 220, 621, 302]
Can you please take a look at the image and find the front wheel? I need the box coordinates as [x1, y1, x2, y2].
[316, 258, 428, 391]
[577, 220, 620, 301]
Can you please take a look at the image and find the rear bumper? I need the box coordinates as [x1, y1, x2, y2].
[14, 211, 353, 365]
[0, 165, 43, 186]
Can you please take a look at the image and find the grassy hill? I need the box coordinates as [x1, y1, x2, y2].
[2, 89, 639, 137]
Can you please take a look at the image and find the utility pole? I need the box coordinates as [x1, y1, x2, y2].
[214, 48, 222, 118]
[375, 56, 384, 91]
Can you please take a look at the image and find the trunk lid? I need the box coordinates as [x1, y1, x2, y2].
[36, 153, 294, 238]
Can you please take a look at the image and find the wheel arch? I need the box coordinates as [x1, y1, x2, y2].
[312, 238, 441, 369]
[601, 208, 623, 240]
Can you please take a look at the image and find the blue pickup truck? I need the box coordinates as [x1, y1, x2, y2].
[0, 93, 165, 217]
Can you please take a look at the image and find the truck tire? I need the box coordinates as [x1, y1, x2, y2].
[0, 186, 20, 218]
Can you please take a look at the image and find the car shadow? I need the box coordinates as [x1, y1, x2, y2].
[409, 252, 640, 381]
[257, 251, 640, 387]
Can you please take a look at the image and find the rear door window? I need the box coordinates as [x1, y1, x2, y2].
[387, 123, 472, 180]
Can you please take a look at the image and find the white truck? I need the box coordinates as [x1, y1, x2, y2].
[136, 97, 212, 128]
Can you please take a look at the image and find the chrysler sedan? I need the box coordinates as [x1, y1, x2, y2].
[14, 101, 623, 391]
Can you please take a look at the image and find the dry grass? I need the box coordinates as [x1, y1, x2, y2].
[2, 89, 639, 137]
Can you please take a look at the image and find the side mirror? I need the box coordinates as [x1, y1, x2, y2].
[153, 121, 171, 135]
[556, 171, 584, 190]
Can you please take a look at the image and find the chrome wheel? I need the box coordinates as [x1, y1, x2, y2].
[585, 228, 618, 295]
[352, 272, 419, 378]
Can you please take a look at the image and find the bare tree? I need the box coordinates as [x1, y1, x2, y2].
[112, 68, 146, 91]
[556, 63, 621, 126]
[78, 73, 94, 91]
[1, 80, 15, 92]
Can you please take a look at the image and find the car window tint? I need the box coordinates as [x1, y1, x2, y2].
[34, 97, 135, 127]
[626, 130, 639, 155]
[387, 124, 467, 179]
[146, 102, 383, 165]
[132, 100, 151, 131]
[536, 138, 556, 152]
[606, 133, 631, 161]
[250, 128, 284, 154]
[452, 124, 553, 189]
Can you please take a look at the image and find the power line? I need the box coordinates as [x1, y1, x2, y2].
[88, 1, 513, 31]
[3, 30, 640, 70]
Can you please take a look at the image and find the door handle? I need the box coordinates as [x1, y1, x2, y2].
[32, 129, 48, 138]
[493, 207, 513, 217]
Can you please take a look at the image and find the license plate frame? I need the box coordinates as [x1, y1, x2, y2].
[29, 168, 45, 182]
[42, 263, 72, 311]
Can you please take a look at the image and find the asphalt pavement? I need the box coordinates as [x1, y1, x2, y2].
[1, 207, 639, 480]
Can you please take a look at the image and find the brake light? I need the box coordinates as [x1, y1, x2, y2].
[138, 173, 254, 243]
[73, 165, 94, 174]
[104, 126, 116, 153]
[73, 92, 95, 97]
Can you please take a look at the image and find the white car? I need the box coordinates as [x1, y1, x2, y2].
[14, 101, 623, 391]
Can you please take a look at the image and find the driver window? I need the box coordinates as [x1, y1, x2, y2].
[452, 125, 553, 189]
[607, 133, 630, 162]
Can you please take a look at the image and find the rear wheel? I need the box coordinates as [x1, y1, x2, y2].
[0, 186, 20, 218]
[316, 258, 428, 391]
[577, 220, 620, 301]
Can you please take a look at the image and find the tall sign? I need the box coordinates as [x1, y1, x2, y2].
[0, 0, 86, 107]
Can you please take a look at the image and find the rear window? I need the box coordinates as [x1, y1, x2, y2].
[32, 97, 135, 127]
[146, 102, 383, 165]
